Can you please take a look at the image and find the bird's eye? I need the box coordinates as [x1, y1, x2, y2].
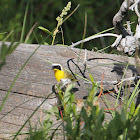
[53, 65, 61, 70]
[56, 66, 61, 70]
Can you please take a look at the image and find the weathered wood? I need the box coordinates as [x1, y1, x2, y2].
[0, 41, 139, 139]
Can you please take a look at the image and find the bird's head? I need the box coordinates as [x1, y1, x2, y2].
[52, 64, 63, 71]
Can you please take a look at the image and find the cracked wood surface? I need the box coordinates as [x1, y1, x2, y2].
[0, 42, 139, 139]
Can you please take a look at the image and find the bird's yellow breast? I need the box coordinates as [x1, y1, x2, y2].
[54, 69, 65, 82]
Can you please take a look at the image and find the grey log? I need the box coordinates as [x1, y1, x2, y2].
[0, 42, 139, 139]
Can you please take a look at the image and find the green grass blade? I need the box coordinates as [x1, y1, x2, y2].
[0, 45, 41, 112]
[3, 30, 14, 41]
[50, 123, 62, 140]
[128, 79, 140, 107]
[13, 92, 53, 140]
[20, 0, 29, 42]
[0, 98, 34, 120]
[25, 22, 38, 43]
[38, 26, 53, 37]
[115, 64, 129, 107]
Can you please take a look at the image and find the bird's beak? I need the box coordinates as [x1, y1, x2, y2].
[53, 68, 57, 71]
[52, 66, 57, 71]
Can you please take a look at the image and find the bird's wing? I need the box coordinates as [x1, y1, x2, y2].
[64, 70, 76, 81]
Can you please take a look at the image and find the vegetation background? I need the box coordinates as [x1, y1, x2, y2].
[0, 0, 137, 52]
[0, 1, 140, 139]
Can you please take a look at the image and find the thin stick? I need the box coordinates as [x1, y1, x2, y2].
[98, 72, 104, 97]
[104, 102, 123, 111]
[25, 22, 38, 43]
[63, 4, 80, 23]
[70, 33, 119, 48]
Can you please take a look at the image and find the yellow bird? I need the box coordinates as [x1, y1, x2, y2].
[52, 64, 76, 82]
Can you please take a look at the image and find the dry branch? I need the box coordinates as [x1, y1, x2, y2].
[112, 0, 140, 55]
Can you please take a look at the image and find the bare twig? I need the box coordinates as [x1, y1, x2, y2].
[25, 22, 38, 43]
[134, 18, 140, 39]
[113, 0, 134, 36]
[70, 33, 119, 48]
[112, 0, 140, 55]
[126, 21, 133, 35]
[111, 35, 122, 48]
[129, 0, 140, 17]
[83, 49, 87, 65]
[129, 0, 140, 11]
[134, 3, 140, 18]
[84, 76, 140, 85]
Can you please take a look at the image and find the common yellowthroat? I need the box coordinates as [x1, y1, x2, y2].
[52, 64, 76, 82]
